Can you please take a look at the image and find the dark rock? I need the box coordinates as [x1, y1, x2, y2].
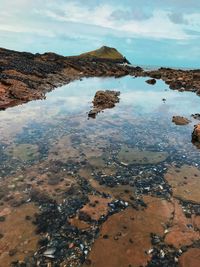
[192, 113, 200, 120]
[0, 216, 6, 222]
[9, 249, 18, 257]
[192, 124, 200, 143]
[146, 78, 156, 85]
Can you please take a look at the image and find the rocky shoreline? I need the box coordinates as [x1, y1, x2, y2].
[0, 47, 200, 111]
[1, 46, 200, 267]
[0, 47, 133, 110]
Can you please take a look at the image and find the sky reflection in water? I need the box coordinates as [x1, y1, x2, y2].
[0, 76, 200, 174]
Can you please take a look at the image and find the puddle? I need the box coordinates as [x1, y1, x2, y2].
[1, 76, 200, 266]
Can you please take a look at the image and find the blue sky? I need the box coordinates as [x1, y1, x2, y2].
[0, 0, 199, 68]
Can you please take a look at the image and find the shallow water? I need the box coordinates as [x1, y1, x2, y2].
[0, 76, 200, 175]
[1, 76, 200, 266]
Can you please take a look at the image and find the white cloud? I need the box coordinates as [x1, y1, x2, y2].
[0, 0, 199, 41]
[35, 2, 197, 40]
[0, 24, 55, 37]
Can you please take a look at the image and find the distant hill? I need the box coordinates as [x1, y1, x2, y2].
[78, 46, 130, 64]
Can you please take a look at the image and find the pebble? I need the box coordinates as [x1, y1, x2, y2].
[147, 248, 154, 255]
[43, 248, 56, 258]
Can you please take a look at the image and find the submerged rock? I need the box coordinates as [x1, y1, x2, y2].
[165, 165, 200, 203]
[5, 144, 39, 161]
[118, 146, 168, 165]
[172, 116, 191, 125]
[0, 204, 39, 265]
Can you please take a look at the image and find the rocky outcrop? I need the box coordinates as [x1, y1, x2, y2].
[192, 113, 200, 120]
[0, 46, 200, 111]
[172, 116, 191, 125]
[88, 90, 120, 118]
[79, 45, 130, 64]
[143, 67, 200, 95]
[0, 47, 136, 110]
[192, 124, 200, 143]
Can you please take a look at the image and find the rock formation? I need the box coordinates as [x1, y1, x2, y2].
[1, 46, 200, 111]
[88, 90, 120, 118]
[192, 124, 200, 143]
[172, 116, 191, 125]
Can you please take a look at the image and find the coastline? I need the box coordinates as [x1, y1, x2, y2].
[0, 47, 200, 111]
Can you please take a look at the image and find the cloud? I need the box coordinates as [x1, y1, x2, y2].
[0, 0, 199, 41]
[0, 0, 199, 67]
[110, 8, 152, 21]
[168, 12, 188, 25]
[34, 2, 193, 40]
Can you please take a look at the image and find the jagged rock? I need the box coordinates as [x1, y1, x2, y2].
[192, 124, 200, 143]
[192, 113, 200, 120]
[0, 47, 132, 110]
[88, 90, 120, 118]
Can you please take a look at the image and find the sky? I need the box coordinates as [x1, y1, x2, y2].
[0, 0, 199, 68]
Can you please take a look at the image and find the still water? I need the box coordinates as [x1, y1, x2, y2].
[0, 76, 200, 266]
[0, 76, 200, 175]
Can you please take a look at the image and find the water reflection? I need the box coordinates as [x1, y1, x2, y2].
[0, 76, 200, 170]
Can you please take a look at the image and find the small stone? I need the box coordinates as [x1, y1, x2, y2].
[9, 249, 17, 256]
[69, 243, 74, 249]
[146, 78, 156, 85]
[43, 248, 56, 258]
[147, 248, 154, 255]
